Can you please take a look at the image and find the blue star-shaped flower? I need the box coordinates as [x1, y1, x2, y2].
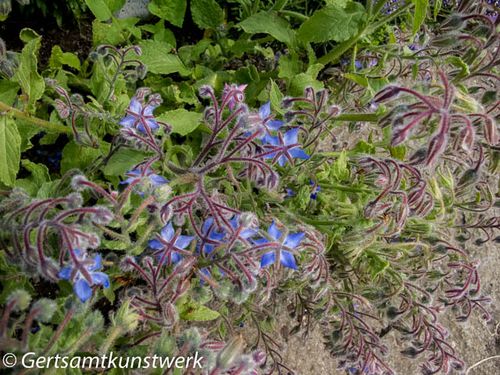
[257, 222, 304, 270]
[259, 101, 284, 132]
[262, 128, 309, 167]
[120, 97, 159, 133]
[120, 168, 168, 187]
[199, 217, 226, 255]
[149, 222, 194, 264]
[58, 250, 110, 303]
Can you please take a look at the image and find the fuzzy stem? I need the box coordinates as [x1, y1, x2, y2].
[0, 101, 71, 134]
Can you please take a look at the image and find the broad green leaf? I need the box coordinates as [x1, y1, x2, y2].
[325, 0, 348, 7]
[103, 148, 149, 176]
[289, 63, 324, 96]
[239, 12, 296, 47]
[269, 80, 284, 114]
[15, 160, 50, 195]
[412, 0, 429, 34]
[157, 109, 202, 136]
[92, 18, 141, 46]
[61, 141, 103, 174]
[0, 80, 20, 105]
[85, 0, 113, 21]
[138, 40, 190, 76]
[49, 46, 81, 71]
[190, 0, 223, 29]
[12, 29, 45, 112]
[148, 0, 187, 28]
[297, 2, 365, 43]
[177, 297, 220, 321]
[0, 116, 21, 186]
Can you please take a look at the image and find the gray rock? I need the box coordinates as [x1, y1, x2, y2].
[115, 0, 151, 19]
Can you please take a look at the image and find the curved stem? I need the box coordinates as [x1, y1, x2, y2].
[0, 101, 71, 134]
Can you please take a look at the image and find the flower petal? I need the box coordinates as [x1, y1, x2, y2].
[129, 97, 142, 114]
[148, 239, 164, 250]
[289, 148, 309, 160]
[88, 254, 102, 271]
[58, 266, 72, 280]
[91, 272, 110, 288]
[149, 174, 168, 186]
[284, 232, 305, 249]
[160, 223, 175, 241]
[119, 115, 137, 128]
[267, 120, 283, 131]
[260, 251, 276, 268]
[280, 251, 298, 270]
[74, 279, 92, 302]
[268, 221, 282, 241]
[259, 101, 271, 119]
[175, 235, 194, 249]
[284, 128, 299, 145]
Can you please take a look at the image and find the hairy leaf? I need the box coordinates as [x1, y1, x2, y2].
[190, 0, 223, 29]
[148, 0, 187, 28]
[297, 2, 365, 43]
[157, 109, 202, 136]
[0, 116, 21, 186]
[239, 11, 296, 47]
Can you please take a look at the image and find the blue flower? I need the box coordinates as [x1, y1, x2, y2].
[229, 215, 258, 239]
[259, 101, 283, 131]
[257, 222, 304, 270]
[149, 222, 194, 264]
[262, 128, 309, 167]
[120, 97, 159, 133]
[58, 250, 110, 303]
[309, 179, 321, 200]
[199, 217, 226, 255]
[120, 168, 168, 187]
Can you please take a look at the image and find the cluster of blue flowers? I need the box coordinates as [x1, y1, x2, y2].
[148, 217, 305, 271]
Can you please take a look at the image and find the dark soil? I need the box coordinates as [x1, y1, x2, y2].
[0, 8, 93, 68]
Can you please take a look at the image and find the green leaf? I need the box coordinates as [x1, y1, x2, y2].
[15, 160, 50, 195]
[269, 80, 284, 114]
[138, 40, 190, 76]
[331, 150, 349, 181]
[103, 148, 149, 176]
[157, 109, 202, 136]
[365, 252, 390, 278]
[0, 116, 21, 186]
[289, 63, 324, 96]
[0, 80, 20, 105]
[12, 29, 45, 112]
[61, 141, 103, 174]
[412, 0, 429, 34]
[49, 46, 81, 71]
[239, 11, 296, 47]
[85, 0, 113, 21]
[148, 0, 187, 28]
[297, 2, 366, 43]
[190, 0, 223, 29]
[177, 296, 220, 321]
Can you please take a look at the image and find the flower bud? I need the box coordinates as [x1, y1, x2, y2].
[199, 85, 214, 98]
[7, 289, 31, 312]
[91, 207, 113, 224]
[32, 298, 57, 323]
[484, 116, 498, 145]
[373, 86, 401, 104]
[216, 335, 245, 369]
[112, 300, 139, 333]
